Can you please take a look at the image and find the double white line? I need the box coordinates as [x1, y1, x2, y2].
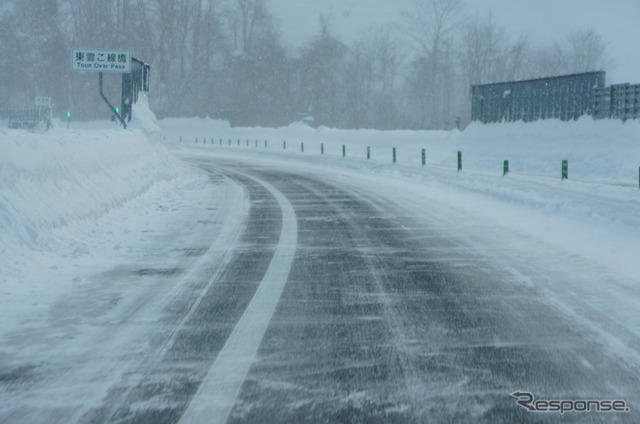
[180, 172, 298, 424]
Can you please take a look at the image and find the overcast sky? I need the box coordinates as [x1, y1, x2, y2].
[269, 0, 640, 84]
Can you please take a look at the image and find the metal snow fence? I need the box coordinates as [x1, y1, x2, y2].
[591, 83, 640, 121]
[0, 106, 52, 131]
[471, 71, 605, 124]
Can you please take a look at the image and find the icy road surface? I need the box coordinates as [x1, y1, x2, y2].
[2, 153, 639, 423]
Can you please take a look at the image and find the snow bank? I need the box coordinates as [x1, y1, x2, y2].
[0, 122, 180, 280]
[128, 95, 161, 138]
[163, 116, 640, 184]
[458, 118, 640, 183]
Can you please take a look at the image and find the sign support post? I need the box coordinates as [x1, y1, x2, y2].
[99, 72, 126, 128]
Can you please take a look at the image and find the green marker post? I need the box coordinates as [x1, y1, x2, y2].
[421, 149, 426, 167]
[562, 160, 568, 180]
[457, 151, 462, 171]
[393, 147, 396, 164]
[367, 146, 370, 160]
[503, 160, 509, 176]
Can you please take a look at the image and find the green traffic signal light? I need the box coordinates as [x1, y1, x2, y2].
[67, 111, 70, 118]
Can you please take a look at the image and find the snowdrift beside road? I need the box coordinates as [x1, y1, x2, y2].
[458, 118, 640, 183]
[0, 128, 173, 247]
[163, 116, 640, 185]
[0, 101, 180, 282]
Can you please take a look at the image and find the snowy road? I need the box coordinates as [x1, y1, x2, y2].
[2, 154, 639, 423]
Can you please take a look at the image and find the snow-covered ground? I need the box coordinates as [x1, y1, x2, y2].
[2, 110, 640, 418]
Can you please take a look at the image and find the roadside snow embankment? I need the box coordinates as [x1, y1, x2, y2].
[0, 124, 179, 280]
[458, 118, 640, 183]
[164, 116, 640, 184]
[162, 116, 640, 280]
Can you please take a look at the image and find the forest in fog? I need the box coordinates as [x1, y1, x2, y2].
[0, 0, 611, 129]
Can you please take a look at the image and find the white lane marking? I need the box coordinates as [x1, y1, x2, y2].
[179, 172, 297, 424]
[157, 174, 249, 358]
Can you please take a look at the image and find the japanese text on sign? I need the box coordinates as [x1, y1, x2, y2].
[72, 49, 131, 73]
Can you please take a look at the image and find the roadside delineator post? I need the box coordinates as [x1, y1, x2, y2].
[457, 151, 462, 171]
[422, 149, 426, 167]
[321, 143, 324, 155]
[367, 146, 370, 160]
[503, 160, 509, 176]
[265, 140, 268, 148]
[237, 139, 240, 146]
[393, 147, 397, 164]
[180, 136, 182, 143]
[283, 141, 286, 150]
[342, 144, 346, 158]
[301, 142, 304, 153]
[195, 137, 198, 144]
[562, 160, 568, 180]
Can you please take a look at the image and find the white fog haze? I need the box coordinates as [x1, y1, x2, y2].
[2, 1, 640, 423]
[271, 0, 640, 83]
[1, 0, 638, 127]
